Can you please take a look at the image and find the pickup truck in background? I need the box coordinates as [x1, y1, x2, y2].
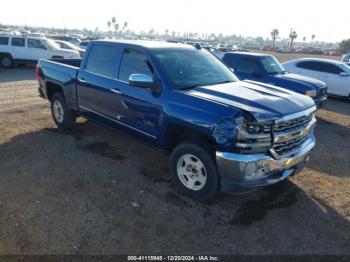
[217, 52, 327, 107]
[0, 35, 81, 68]
[37, 40, 317, 201]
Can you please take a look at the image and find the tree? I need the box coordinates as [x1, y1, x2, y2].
[107, 21, 111, 34]
[271, 29, 279, 47]
[123, 22, 128, 33]
[111, 17, 116, 35]
[311, 34, 315, 43]
[165, 29, 169, 36]
[303, 36, 307, 42]
[338, 39, 350, 54]
[289, 30, 298, 48]
[114, 23, 119, 36]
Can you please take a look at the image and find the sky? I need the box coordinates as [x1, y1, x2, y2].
[1, 0, 349, 42]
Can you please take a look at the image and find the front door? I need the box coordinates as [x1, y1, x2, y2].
[113, 48, 163, 140]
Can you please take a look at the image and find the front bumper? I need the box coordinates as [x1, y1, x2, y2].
[314, 95, 327, 108]
[216, 136, 315, 193]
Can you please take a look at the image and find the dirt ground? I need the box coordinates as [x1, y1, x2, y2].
[0, 66, 349, 255]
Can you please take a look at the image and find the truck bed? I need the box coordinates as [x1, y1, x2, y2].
[50, 58, 82, 68]
[37, 58, 83, 110]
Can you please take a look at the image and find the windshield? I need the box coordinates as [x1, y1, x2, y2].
[43, 39, 61, 50]
[152, 49, 238, 89]
[261, 56, 285, 74]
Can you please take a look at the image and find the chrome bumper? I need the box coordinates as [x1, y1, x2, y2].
[216, 136, 315, 193]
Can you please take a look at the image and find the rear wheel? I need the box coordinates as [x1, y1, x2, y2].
[170, 142, 219, 201]
[0, 54, 14, 68]
[51, 93, 76, 129]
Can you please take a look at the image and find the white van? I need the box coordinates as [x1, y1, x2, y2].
[0, 35, 80, 68]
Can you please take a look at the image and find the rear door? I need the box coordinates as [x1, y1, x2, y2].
[10, 37, 28, 60]
[76, 43, 123, 117]
[294, 61, 322, 80]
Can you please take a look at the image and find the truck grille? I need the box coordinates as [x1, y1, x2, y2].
[273, 113, 313, 133]
[318, 86, 327, 97]
[273, 135, 308, 155]
[272, 111, 315, 156]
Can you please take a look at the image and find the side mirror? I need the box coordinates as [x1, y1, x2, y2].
[340, 72, 349, 77]
[129, 74, 160, 91]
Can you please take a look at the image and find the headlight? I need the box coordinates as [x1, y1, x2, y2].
[305, 90, 317, 97]
[235, 116, 272, 153]
[213, 116, 273, 153]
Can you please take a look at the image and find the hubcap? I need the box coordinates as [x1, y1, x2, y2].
[1, 57, 11, 67]
[176, 154, 207, 191]
[53, 100, 64, 123]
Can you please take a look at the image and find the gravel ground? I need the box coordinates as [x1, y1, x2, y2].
[0, 67, 349, 255]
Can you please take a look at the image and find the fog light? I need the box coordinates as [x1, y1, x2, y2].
[245, 162, 257, 178]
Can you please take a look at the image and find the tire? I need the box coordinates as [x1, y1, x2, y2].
[0, 54, 14, 68]
[50, 93, 76, 129]
[170, 142, 219, 201]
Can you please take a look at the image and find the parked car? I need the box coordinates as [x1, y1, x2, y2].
[54, 40, 85, 58]
[0, 35, 80, 68]
[283, 58, 350, 97]
[341, 53, 350, 65]
[77, 41, 90, 50]
[218, 52, 327, 107]
[37, 40, 316, 200]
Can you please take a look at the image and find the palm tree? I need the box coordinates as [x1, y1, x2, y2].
[165, 29, 169, 36]
[289, 30, 298, 48]
[111, 17, 116, 35]
[124, 22, 128, 33]
[271, 29, 279, 47]
[114, 23, 119, 37]
[303, 36, 307, 42]
[107, 21, 111, 34]
[311, 34, 315, 44]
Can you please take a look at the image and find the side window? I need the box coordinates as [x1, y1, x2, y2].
[11, 38, 25, 47]
[85, 44, 119, 78]
[222, 54, 235, 66]
[0, 37, 9, 45]
[236, 59, 259, 74]
[28, 39, 46, 49]
[296, 61, 320, 71]
[118, 49, 153, 82]
[319, 63, 344, 75]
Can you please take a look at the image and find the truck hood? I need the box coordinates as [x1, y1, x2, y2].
[275, 72, 325, 88]
[185, 80, 315, 121]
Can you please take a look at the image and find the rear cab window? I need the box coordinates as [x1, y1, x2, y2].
[11, 38, 25, 47]
[0, 37, 9, 45]
[85, 44, 119, 78]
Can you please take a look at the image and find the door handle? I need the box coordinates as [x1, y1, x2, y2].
[78, 78, 87, 83]
[110, 88, 121, 94]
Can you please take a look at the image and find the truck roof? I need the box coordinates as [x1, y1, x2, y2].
[225, 51, 270, 57]
[92, 39, 196, 50]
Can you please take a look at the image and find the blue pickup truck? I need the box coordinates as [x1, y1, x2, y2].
[218, 52, 327, 107]
[37, 40, 317, 201]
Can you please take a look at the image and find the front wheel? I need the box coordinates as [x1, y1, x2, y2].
[51, 93, 76, 129]
[170, 142, 219, 201]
